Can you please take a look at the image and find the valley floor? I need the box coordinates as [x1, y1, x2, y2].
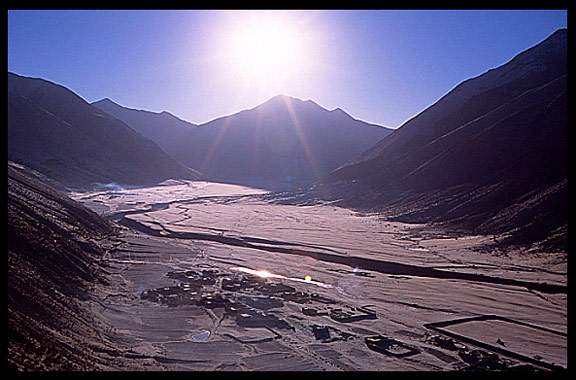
[71, 180, 567, 371]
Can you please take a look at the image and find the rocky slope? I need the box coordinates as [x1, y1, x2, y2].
[8, 162, 113, 370]
[317, 29, 567, 251]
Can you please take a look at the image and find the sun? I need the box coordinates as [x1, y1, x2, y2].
[224, 14, 307, 90]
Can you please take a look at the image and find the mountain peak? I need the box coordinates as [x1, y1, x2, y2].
[92, 98, 196, 127]
[261, 94, 309, 107]
[545, 28, 567, 48]
[329, 107, 349, 116]
[257, 94, 334, 114]
[92, 97, 119, 107]
[268, 94, 296, 102]
[94, 97, 114, 103]
[168, 92, 392, 189]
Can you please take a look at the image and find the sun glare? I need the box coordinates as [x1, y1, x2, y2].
[224, 14, 308, 90]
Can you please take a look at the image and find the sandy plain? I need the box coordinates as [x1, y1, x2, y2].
[71, 180, 567, 371]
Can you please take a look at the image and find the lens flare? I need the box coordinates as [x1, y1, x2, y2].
[231, 267, 331, 288]
[231, 267, 286, 279]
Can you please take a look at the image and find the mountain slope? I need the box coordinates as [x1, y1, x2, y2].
[8, 161, 165, 370]
[318, 29, 567, 251]
[91, 97, 196, 156]
[171, 95, 393, 189]
[8, 73, 200, 190]
[8, 162, 111, 370]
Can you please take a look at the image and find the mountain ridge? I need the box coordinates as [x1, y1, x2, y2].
[173, 93, 393, 189]
[92, 97, 197, 156]
[317, 28, 567, 251]
[352, 28, 567, 167]
[8, 72, 200, 190]
[97, 92, 393, 190]
[93, 97, 197, 127]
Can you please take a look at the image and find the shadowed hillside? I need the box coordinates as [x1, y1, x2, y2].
[8, 162, 113, 370]
[167, 95, 393, 189]
[92, 97, 196, 158]
[8, 73, 200, 191]
[317, 29, 567, 251]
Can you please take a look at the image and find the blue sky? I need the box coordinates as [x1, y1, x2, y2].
[8, 10, 567, 128]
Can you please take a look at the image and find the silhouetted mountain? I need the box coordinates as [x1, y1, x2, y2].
[92, 97, 196, 156]
[8, 73, 200, 190]
[170, 94, 393, 189]
[318, 29, 567, 251]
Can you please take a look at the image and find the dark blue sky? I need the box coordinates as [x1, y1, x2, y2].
[8, 10, 567, 127]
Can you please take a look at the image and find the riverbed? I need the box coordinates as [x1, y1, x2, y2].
[72, 180, 567, 371]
